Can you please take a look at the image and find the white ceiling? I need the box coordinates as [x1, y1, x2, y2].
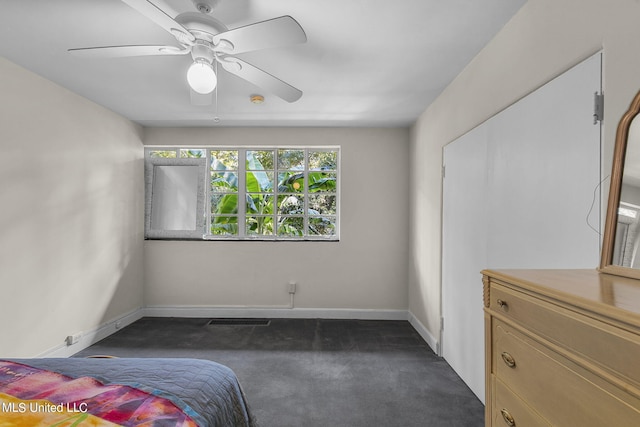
[0, 0, 525, 128]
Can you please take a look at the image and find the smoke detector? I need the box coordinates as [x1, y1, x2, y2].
[250, 94, 265, 104]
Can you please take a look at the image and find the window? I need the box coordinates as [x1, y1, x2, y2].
[145, 147, 339, 240]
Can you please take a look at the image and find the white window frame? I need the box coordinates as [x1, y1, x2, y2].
[144, 146, 340, 241]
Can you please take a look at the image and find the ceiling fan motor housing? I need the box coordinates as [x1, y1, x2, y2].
[191, 40, 215, 63]
[175, 12, 228, 41]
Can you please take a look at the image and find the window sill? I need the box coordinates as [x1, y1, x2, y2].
[145, 236, 340, 242]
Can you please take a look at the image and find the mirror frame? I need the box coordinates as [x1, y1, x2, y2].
[600, 90, 640, 278]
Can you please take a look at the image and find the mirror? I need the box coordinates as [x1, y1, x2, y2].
[600, 90, 640, 278]
[151, 165, 200, 230]
[145, 157, 206, 239]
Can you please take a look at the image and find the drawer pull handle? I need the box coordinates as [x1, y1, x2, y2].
[501, 352, 516, 368]
[497, 299, 508, 310]
[500, 408, 516, 426]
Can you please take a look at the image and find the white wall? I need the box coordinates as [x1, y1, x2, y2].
[143, 127, 410, 316]
[409, 0, 640, 348]
[0, 58, 145, 357]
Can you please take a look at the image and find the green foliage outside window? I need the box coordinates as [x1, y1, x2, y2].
[211, 149, 337, 238]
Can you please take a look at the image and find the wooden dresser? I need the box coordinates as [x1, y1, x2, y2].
[482, 269, 640, 426]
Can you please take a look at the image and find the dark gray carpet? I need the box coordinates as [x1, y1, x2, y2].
[74, 318, 484, 427]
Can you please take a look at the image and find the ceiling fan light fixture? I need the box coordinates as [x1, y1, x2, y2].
[187, 59, 217, 94]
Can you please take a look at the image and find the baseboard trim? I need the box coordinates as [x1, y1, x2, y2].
[407, 311, 439, 355]
[144, 305, 409, 321]
[38, 308, 144, 358]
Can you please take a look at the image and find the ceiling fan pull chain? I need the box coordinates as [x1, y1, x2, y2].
[214, 60, 221, 124]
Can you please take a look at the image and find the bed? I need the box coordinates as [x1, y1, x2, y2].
[0, 358, 256, 426]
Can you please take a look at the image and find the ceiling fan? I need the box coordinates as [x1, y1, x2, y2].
[68, 0, 307, 103]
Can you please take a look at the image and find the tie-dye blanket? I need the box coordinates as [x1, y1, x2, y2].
[0, 360, 199, 426]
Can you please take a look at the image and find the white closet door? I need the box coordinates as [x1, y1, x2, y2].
[441, 125, 488, 402]
[441, 53, 602, 403]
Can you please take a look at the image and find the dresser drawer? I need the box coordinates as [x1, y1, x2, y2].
[492, 376, 550, 427]
[493, 319, 640, 427]
[489, 280, 640, 388]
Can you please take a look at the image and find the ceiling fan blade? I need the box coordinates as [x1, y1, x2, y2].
[220, 57, 302, 103]
[68, 45, 189, 58]
[213, 16, 306, 55]
[121, 0, 195, 44]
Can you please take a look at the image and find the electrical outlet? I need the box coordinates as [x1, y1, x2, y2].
[66, 332, 82, 346]
[288, 282, 297, 294]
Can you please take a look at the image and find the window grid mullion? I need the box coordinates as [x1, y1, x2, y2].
[238, 148, 246, 238]
[274, 149, 280, 237]
[304, 148, 309, 237]
[335, 148, 340, 238]
[205, 149, 212, 236]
